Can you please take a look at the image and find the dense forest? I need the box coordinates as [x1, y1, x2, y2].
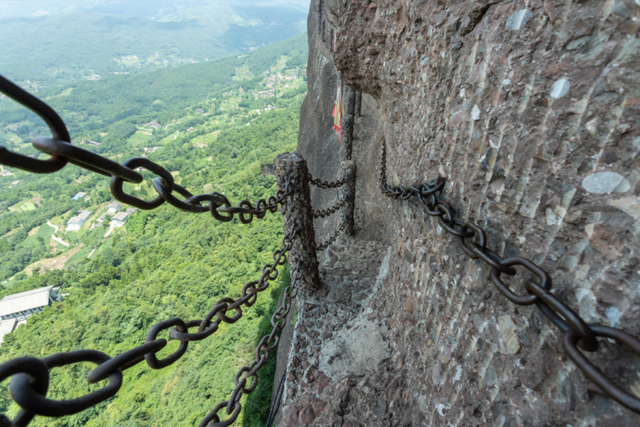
[0, 31, 308, 426]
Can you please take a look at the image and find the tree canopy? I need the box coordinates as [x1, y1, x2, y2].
[0, 33, 308, 427]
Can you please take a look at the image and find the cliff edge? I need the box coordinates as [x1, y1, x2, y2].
[281, 0, 640, 425]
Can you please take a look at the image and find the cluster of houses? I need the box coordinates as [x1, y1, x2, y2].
[254, 90, 275, 99]
[263, 72, 296, 87]
[113, 207, 136, 228]
[65, 200, 136, 232]
[252, 71, 298, 98]
[1, 169, 12, 176]
[0, 286, 62, 345]
[93, 201, 136, 229]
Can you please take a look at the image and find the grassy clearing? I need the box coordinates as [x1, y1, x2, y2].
[44, 87, 73, 100]
[65, 244, 94, 266]
[24, 243, 84, 276]
[128, 131, 152, 145]
[9, 200, 36, 212]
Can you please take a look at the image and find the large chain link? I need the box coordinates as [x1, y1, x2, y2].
[0, 73, 307, 425]
[380, 140, 640, 415]
[0, 227, 300, 427]
[0, 74, 287, 224]
[200, 267, 303, 427]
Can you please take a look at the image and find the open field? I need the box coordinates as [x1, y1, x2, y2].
[24, 243, 84, 276]
[8, 200, 36, 212]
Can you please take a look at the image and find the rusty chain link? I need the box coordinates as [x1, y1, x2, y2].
[0, 74, 288, 224]
[307, 172, 353, 189]
[0, 227, 300, 427]
[200, 267, 303, 427]
[313, 197, 346, 219]
[380, 140, 640, 415]
[0, 73, 308, 426]
[307, 170, 353, 250]
[315, 220, 347, 252]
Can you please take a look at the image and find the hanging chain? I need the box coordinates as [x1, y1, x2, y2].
[0, 74, 288, 224]
[200, 267, 303, 427]
[315, 220, 347, 252]
[307, 172, 353, 189]
[308, 169, 354, 250]
[0, 73, 310, 426]
[380, 140, 640, 415]
[313, 197, 346, 219]
[0, 227, 300, 427]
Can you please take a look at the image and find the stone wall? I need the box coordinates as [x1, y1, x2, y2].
[294, 0, 640, 425]
[298, 0, 389, 245]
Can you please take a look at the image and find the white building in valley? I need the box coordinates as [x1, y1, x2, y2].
[0, 286, 62, 344]
[66, 209, 91, 231]
[111, 211, 130, 227]
[107, 201, 121, 215]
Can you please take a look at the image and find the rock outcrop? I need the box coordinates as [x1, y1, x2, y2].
[282, 0, 640, 425]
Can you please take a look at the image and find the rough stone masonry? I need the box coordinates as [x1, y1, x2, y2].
[285, 0, 640, 426]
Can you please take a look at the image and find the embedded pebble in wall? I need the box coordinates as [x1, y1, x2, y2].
[615, 178, 631, 193]
[545, 208, 558, 226]
[550, 79, 570, 99]
[502, 79, 511, 86]
[471, 105, 480, 121]
[582, 171, 625, 194]
[605, 306, 622, 328]
[609, 196, 640, 221]
[506, 9, 533, 31]
[498, 315, 520, 354]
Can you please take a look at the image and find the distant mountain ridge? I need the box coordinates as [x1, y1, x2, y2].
[0, 33, 308, 133]
[0, 1, 309, 89]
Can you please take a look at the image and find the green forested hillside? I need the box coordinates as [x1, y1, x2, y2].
[0, 33, 307, 426]
[0, 1, 309, 89]
[0, 33, 308, 133]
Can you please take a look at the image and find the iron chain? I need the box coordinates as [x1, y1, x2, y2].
[0, 229, 300, 427]
[0, 74, 305, 426]
[380, 140, 640, 414]
[313, 197, 346, 219]
[0, 75, 287, 224]
[308, 170, 352, 250]
[315, 220, 347, 252]
[308, 165, 356, 250]
[307, 172, 353, 189]
[200, 267, 303, 427]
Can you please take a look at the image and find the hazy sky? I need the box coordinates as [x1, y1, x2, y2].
[0, 1, 312, 20]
